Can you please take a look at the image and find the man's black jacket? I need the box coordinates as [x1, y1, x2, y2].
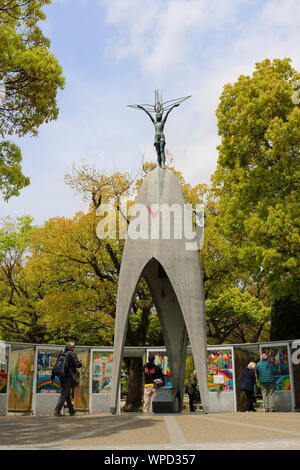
[64, 348, 82, 375]
[51, 348, 82, 380]
[143, 362, 164, 385]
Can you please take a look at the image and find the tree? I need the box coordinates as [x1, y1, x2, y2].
[28, 213, 117, 345]
[0, 215, 45, 341]
[213, 58, 300, 338]
[0, 0, 65, 200]
[206, 288, 270, 344]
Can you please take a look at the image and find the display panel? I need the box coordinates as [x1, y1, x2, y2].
[36, 350, 61, 393]
[207, 350, 234, 392]
[151, 352, 173, 388]
[8, 349, 35, 411]
[261, 346, 290, 391]
[74, 350, 90, 410]
[92, 351, 113, 393]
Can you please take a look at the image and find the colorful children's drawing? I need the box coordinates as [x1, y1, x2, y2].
[262, 347, 290, 390]
[154, 355, 164, 368]
[222, 353, 230, 369]
[154, 354, 172, 377]
[208, 384, 220, 392]
[100, 376, 111, 389]
[92, 377, 111, 393]
[92, 351, 113, 394]
[37, 377, 61, 393]
[207, 350, 234, 392]
[74, 350, 90, 411]
[8, 349, 34, 411]
[93, 352, 113, 363]
[275, 375, 291, 391]
[153, 353, 173, 387]
[36, 351, 61, 393]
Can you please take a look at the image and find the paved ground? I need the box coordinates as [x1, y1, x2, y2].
[1, 412, 300, 450]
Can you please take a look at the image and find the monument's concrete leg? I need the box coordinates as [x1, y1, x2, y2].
[110, 168, 208, 414]
[143, 258, 188, 408]
[109, 264, 143, 414]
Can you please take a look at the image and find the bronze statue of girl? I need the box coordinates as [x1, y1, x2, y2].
[128, 91, 191, 168]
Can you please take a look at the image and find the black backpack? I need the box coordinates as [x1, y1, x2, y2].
[52, 351, 69, 378]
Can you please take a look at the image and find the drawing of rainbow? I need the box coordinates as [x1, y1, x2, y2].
[37, 378, 61, 393]
[92, 377, 111, 393]
[99, 376, 111, 389]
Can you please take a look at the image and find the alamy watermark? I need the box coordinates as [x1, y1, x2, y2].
[95, 202, 205, 251]
[291, 340, 300, 365]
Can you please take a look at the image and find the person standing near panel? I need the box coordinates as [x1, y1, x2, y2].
[239, 362, 257, 412]
[186, 370, 201, 412]
[142, 355, 164, 413]
[256, 353, 276, 412]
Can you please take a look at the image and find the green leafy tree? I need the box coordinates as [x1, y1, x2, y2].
[213, 58, 300, 339]
[29, 212, 118, 345]
[206, 288, 270, 344]
[0, 0, 65, 200]
[0, 215, 45, 341]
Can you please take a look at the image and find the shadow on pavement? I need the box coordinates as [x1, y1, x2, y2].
[0, 413, 158, 446]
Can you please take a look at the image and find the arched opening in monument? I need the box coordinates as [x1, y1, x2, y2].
[122, 257, 190, 412]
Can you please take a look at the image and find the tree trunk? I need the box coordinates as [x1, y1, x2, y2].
[123, 357, 143, 412]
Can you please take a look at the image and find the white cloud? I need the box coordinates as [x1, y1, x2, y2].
[99, 0, 300, 186]
[101, 0, 249, 79]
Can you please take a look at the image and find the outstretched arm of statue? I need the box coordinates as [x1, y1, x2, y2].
[137, 105, 155, 124]
[162, 103, 179, 126]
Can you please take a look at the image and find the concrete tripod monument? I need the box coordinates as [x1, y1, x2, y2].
[110, 166, 209, 414]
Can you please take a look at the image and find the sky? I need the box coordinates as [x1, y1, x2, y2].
[1, 0, 300, 225]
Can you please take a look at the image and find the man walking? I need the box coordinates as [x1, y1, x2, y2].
[256, 353, 276, 412]
[142, 355, 164, 412]
[51, 342, 82, 417]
